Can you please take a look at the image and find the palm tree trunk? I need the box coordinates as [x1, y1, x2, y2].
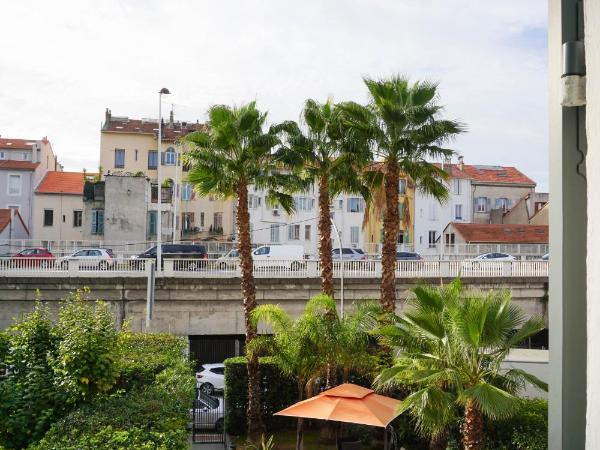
[237, 182, 264, 440]
[463, 400, 484, 450]
[380, 160, 399, 312]
[429, 433, 448, 450]
[318, 175, 334, 297]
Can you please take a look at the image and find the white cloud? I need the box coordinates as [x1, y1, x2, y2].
[0, 0, 547, 189]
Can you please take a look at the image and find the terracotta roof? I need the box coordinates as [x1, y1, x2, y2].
[432, 163, 471, 179]
[102, 117, 207, 141]
[0, 138, 38, 150]
[36, 171, 86, 195]
[450, 223, 548, 244]
[0, 160, 39, 170]
[460, 164, 535, 186]
[0, 209, 29, 235]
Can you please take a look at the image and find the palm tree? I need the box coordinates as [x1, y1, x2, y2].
[273, 99, 371, 297]
[339, 76, 464, 312]
[250, 295, 379, 450]
[184, 102, 297, 439]
[373, 279, 547, 450]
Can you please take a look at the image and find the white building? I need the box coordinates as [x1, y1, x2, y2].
[414, 162, 473, 254]
[247, 185, 366, 257]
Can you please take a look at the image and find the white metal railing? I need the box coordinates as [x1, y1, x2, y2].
[0, 258, 548, 278]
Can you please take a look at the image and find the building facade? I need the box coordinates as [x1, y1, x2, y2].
[100, 109, 235, 243]
[0, 209, 29, 241]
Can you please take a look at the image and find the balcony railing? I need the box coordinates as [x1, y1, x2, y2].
[151, 184, 173, 203]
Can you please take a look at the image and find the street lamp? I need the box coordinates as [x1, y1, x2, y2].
[157, 88, 170, 271]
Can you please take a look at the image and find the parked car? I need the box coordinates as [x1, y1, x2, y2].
[252, 245, 305, 270]
[396, 251, 423, 261]
[541, 253, 549, 260]
[189, 391, 224, 433]
[11, 248, 55, 268]
[471, 252, 516, 261]
[332, 248, 367, 260]
[216, 249, 239, 270]
[132, 244, 208, 270]
[58, 248, 115, 270]
[196, 363, 225, 395]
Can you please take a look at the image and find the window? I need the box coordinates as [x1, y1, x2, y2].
[399, 179, 407, 195]
[22, 152, 30, 161]
[270, 224, 280, 243]
[399, 202, 405, 219]
[43, 209, 53, 227]
[347, 198, 365, 213]
[200, 212, 205, 227]
[134, 149, 138, 161]
[455, 204, 463, 220]
[7, 174, 21, 195]
[445, 233, 456, 246]
[350, 226, 359, 245]
[114, 149, 125, 168]
[428, 203, 437, 221]
[164, 147, 176, 165]
[397, 231, 405, 244]
[213, 212, 223, 231]
[495, 197, 509, 212]
[428, 230, 437, 248]
[182, 212, 194, 231]
[148, 151, 158, 169]
[62, 214, 66, 223]
[288, 224, 300, 240]
[294, 196, 314, 211]
[248, 194, 261, 209]
[453, 179, 461, 195]
[91, 209, 104, 235]
[305, 224, 311, 240]
[182, 183, 193, 201]
[73, 210, 82, 227]
[148, 211, 157, 235]
[0, 151, 5, 159]
[338, 199, 343, 209]
[475, 197, 488, 213]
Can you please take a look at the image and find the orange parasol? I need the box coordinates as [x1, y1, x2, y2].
[274, 383, 401, 427]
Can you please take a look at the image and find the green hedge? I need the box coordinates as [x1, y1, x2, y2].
[485, 399, 548, 450]
[224, 356, 297, 435]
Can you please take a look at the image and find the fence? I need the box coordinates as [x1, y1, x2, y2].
[0, 258, 549, 278]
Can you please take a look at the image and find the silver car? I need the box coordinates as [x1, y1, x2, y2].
[189, 392, 224, 433]
[332, 248, 367, 260]
[58, 248, 115, 270]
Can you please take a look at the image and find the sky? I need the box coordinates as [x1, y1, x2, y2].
[0, 0, 548, 190]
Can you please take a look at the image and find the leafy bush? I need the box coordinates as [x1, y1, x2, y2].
[485, 399, 548, 450]
[49, 290, 119, 400]
[224, 356, 297, 435]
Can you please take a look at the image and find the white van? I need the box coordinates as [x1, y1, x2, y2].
[252, 245, 305, 270]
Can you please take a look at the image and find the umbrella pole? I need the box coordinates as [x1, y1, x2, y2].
[336, 421, 342, 450]
[384, 426, 388, 450]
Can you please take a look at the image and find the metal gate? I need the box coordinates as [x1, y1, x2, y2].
[192, 387, 226, 445]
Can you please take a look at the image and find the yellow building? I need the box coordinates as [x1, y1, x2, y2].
[99, 109, 235, 241]
[362, 170, 415, 254]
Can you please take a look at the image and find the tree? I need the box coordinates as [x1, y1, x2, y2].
[250, 295, 378, 450]
[273, 99, 371, 297]
[339, 76, 464, 312]
[184, 102, 296, 439]
[373, 279, 547, 450]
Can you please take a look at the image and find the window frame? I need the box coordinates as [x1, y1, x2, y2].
[43, 209, 54, 227]
[7, 173, 22, 196]
[73, 210, 83, 227]
[455, 204, 463, 220]
[91, 209, 104, 235]
[164, 147, 177, 166]
[114, 148, 125, 168]
[476, 197, 488, 213]
[270, 224, 280, 243]
[148, 150, 158, 169]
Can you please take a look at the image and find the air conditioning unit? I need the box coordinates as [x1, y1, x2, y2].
[272, 209, 280, 217]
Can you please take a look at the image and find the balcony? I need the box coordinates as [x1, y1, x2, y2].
[151, 184, 173, 203]
[83, 181, 105, 201]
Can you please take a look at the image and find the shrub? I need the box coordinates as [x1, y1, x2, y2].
[224, 356, 297, 435]
[485, 399, 548, 450]
[49, 290, 119, 401]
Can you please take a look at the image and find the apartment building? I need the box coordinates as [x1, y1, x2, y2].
[0, 137, 61, 233]
[247, 185, 367, 256]
[100, 109, 235, 242]
[33, 171, 91, 242]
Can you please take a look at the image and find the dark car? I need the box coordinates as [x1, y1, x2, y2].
[11, 248, 55, 268]
[396, 252, 423, 261]
[133, 244, 208, 270]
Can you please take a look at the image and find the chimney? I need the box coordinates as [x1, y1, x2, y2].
[458, 156, 464, 171]
[105, 108, 112, 125]
[169, 109, 174, 128]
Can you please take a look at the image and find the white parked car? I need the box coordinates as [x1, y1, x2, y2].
[58, 248, 115, 270]
[470, 252, 516, 261]
[189, 391, 224, 432]
[332, 248, 367, 260]
[196, 363, 225, 395]
[251, 245, 305, 270]
[216, 249, 239, 270]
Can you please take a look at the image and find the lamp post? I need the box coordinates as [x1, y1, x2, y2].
[157, 88, 170, 270]
[330, 216, 344, 318]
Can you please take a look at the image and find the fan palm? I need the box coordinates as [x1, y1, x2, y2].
[339, 76, 464, 312]
[184, 102, 297, 439]
[373, 279, 547, 450]
[273, 99, 371, 296]
[250, 295, 379, 450]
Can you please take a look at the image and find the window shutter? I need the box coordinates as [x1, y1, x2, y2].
[91, 211, 97, 232]
[190, 212, 195, 223]
[98, 210, 104, 234]
[473, 197, 478, 213]
[160, 152, 165, 165]
[486, 198, 491, 212]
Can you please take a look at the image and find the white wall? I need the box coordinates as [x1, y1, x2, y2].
[586, 0, 600, 446]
